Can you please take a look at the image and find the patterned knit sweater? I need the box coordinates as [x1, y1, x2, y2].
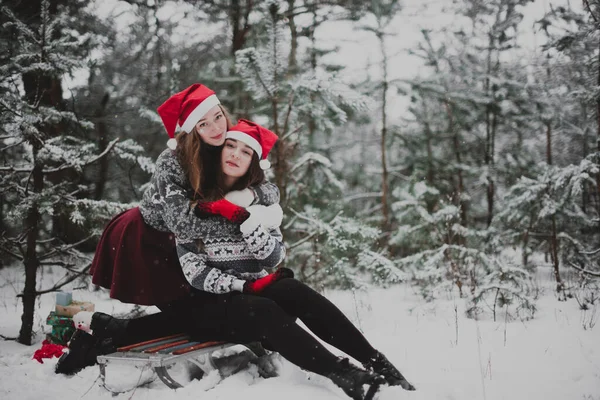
[177, 222, 286, 294]
[139, 149, 284, 294]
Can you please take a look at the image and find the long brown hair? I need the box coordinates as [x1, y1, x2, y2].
[175, 104, 234, 200]
[201, 150, 266, 201]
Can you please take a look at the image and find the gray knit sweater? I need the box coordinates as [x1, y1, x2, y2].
[139, 149, 285, 294]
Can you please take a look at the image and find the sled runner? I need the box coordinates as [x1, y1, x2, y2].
[97, 333, 270, 390]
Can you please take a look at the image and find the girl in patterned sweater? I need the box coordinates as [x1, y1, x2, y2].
[169, 120, 415, 399]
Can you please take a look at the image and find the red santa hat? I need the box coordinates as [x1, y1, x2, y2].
[157, 83, 221, 149]
[226, 119, 278, 170]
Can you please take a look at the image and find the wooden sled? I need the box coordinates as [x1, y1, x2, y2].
[97, 333, 268, 390]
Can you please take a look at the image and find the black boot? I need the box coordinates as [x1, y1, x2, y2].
[363, 351, 415, 391]
[327, 358, 384, 400]
[90, 312, 129, 344]
[55, 330, 97, 375]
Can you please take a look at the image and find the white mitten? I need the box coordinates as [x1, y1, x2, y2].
[263, 204, 283, 228]
[240, 204, 283, 235]
[240, 205, 266, 235]
[225, 188, 255, 207]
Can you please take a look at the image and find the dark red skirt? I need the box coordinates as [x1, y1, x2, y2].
[90, 207, 190, 306]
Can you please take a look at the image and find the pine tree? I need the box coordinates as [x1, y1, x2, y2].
[0, 0, 150, 344]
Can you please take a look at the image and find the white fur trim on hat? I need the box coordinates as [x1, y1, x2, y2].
[181, 94, 221, 133]
[167, 138, 177, 150]
[226, 130, 262, 158]
[259, 159, 271, 170]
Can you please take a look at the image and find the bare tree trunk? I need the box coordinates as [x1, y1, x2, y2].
[596, 32, 600, 216]
[268, 5, 287, 206]
[445, 101, 468, 239]
[543, 55, 563, 294]
[582, 105, 588, 213]
[230, 0, 253, 117]
[94, 93, 110, 200]
[308, 3, 317, 152]
[18, 147, 43, 345]
[422, 100, 435, 213]
[550, 216, 564, 294]
[377, 31, 390, 233]
[287, 0, 298, 76]
[546, 122, 553, 166]
[484, 33, 496, 227]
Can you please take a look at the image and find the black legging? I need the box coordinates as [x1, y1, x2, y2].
[118, 278, 376, 376]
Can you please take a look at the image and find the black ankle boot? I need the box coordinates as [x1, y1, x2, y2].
[55, 330, 97, 375]
[363, 351, 415, 391]
[90, 312, 129, 344]
[327, 358, 384, 400]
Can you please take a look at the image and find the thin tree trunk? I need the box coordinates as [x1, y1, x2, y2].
[445, 101, 468, 238]
[596, 32, 600, 216]
[378, 31, 390, 233]
[94, 93, 110, 200]
[422, 100, 435, 213]
[287, 0, 298, 76]
[484, 32, 495, 227]
[550, 216, 564, 294]
[544, 54, 562, 294]
[230, 0, 252, 117]
[546, 121, 553, 165]
[582, 106, 588, 213]
[18, 148, 43, 345]
[269, 5, 286, 206]
[308, 3, 317, 152]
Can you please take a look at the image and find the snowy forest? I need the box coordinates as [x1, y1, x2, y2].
[0, 0, 599, 397]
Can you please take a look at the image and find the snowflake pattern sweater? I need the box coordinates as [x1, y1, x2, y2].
[139, 149, 284, 294]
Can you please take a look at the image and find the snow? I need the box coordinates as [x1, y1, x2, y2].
[0, 265, 598, 400]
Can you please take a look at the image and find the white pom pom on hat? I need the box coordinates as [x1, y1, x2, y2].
[259, 159, 271, 170]
[166, 138, 177, 150]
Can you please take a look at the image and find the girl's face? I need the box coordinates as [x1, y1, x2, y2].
[195, 105, 227, 146]
[221, 139, 254, 179]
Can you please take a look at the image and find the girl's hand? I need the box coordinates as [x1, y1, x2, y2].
[240, 204, 283, 234]
[243, 268, 294, 294]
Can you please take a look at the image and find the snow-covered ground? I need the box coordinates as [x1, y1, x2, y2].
[0, 264, 598, 400]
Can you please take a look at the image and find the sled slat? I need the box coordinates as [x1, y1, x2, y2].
[172, 341, 226, 355]
[156, 341, 203, 354]
[117, 333, 185, 352]
[117, 335, 188, 353]
[144, 339, 190, 354]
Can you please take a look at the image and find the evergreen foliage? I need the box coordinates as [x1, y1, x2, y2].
[0, 0, 150, 343]
[235, 0, 392, 288]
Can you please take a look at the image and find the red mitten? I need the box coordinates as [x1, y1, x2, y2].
[243, 268, 295, 294]
[195, 199, 250, 223]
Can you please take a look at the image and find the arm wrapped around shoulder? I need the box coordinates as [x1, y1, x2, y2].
[195, 199, 250, 223]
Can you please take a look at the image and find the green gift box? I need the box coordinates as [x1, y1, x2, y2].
[46, 311, 75, 345]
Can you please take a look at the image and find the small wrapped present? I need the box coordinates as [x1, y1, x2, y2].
[55, 291, 72, 306]
[55, 301, 95, 317]
[46, 311, 75, 345]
